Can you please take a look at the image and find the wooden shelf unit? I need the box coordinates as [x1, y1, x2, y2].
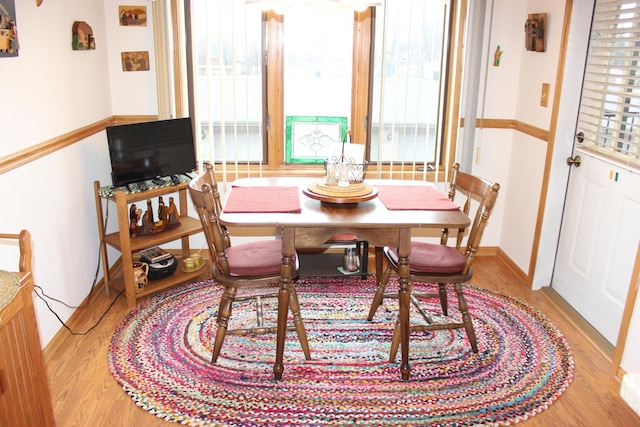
[94, 181, 210, 307]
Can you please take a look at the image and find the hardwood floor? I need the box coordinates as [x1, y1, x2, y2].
[44, 255, 640, 426]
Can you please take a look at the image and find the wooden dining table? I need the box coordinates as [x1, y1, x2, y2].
[219, 177, 470, 381]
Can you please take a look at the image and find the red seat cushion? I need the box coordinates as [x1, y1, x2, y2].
[388, 242, 466, 274]
[224, 239, 285, 276]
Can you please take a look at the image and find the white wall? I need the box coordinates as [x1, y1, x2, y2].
[471, 0, 566, 276]
[0, 0, 156, 347]
[466, 0, 525, 255]
[532, 0, 593, 289]
[103, 0, 157, 114]
[0, 2, 111, 157]
[515, 0, 560, 129]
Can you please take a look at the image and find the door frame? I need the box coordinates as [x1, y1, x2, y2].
[612, 244, 640, 376]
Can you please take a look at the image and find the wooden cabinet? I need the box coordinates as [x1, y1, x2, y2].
[0, 231, 56, 427]
[94, 181, 211, 307]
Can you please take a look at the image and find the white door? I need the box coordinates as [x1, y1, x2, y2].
[552, 154, 640, 344]
[551, 0, 640, 345]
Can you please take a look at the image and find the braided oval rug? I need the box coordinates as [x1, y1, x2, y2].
[108, 276, 574, 426]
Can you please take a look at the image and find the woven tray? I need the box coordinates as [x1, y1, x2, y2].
[307, 180, 374, 197]
[0, 270, 20, 312]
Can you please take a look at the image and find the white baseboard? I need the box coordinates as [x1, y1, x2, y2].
[621, 373, 640, 416]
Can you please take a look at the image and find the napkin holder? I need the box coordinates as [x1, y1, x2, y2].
[323, 131, 367, 186]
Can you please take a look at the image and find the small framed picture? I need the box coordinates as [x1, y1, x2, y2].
[121, 51, 150, 71]
[119, 5, 147, 27]
[0, 0, 20, 57]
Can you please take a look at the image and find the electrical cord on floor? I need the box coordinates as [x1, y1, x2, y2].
[33, 286, 123, 336]
[32, 189, 124, 335]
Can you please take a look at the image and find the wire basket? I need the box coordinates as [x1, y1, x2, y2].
[324, 156, 368, 184]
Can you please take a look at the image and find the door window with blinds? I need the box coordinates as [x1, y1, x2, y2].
[577, 0, 640, 170]
[189, 1, 454, 172]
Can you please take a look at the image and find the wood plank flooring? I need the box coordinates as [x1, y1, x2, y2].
[43, 255, 640, 426]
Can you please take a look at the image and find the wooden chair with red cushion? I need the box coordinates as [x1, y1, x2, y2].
[188, 163, 311, 363]
[367, 163, 500, 361]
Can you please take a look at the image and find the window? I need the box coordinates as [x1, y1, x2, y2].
[577, 0, 640, 170]
[282, 7, 354, 164]
[187, 0, 464, 178]
[283, 8, 353, 125]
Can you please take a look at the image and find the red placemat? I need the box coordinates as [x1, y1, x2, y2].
[223, 186, 301, 213]
[376, 185, 459, 210]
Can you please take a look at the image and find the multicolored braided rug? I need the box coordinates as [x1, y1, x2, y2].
[108, 276, 574, 426]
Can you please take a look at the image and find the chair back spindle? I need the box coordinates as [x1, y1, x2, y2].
[453, 171, 500, 275]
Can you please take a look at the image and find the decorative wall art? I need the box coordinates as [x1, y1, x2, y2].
[119, 5, 147, 26]
[72, 21, 95, 50]
[524, 13, 546, 52]
[0, 0, 19, 58]
[493, 45, 503, 66]
[121, 51, 150, 71]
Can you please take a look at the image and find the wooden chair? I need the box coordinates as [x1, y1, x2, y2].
[367, 163, 500, 361]
[188, 164, 311, 363]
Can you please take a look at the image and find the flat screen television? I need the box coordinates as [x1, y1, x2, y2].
[106, 118, 197, 187]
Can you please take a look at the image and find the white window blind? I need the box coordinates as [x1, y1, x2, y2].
[577, 0, 640, 170]
[370, 0, 449, 180]
[190, 0, 263, 180]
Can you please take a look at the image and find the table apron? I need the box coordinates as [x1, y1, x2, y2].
[288, 227, 407, 249]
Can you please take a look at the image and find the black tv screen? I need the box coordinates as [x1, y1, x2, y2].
[106, 118, 197, 187]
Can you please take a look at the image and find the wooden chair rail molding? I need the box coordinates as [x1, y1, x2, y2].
[460, 118, 550, 142]
[0, 114, 445, 182]
[0, 115, 157, 175]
